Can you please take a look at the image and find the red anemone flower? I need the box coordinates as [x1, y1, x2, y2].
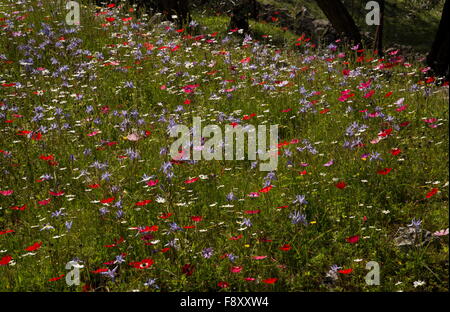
[0, 255, 13, 266]
[25, 242, 43, 251]
[262, 278, 278, 284]
[129, 258, 154, 269]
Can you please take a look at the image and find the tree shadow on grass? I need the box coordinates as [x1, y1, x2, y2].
[383, 1, 441, 52]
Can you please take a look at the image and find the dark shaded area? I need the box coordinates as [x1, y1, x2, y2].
[383, 2, 438, 51]
[373, 0, 385, 56]
[228, 0, 259, 33]
[427, 0, 450, 78]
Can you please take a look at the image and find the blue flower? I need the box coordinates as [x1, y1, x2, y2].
[169, 222, 183, 232]
[293, 195, 308, 205]
[408, 218, 422, 229]
[101, 266, 118, 282]
[227, 253, 237, 262]
[144, 278, 160, 289]
[242, 218, 252, 227]
[202, 247, 214, 259]
[65, 221, 73, 232]
[114, 255, 126, 264]
[369, 152, 383, 161]
[289, 210, 307, 225]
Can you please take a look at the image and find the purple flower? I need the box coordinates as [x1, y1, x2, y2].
[65, 221, 73, 232]
[101, 172, 112, 181]
[40, 173, 52, 181]
[328, 43, 337, 51]
[227, 253, 237, 262]
[264, 172, 277, 182]
[202, 247, 214, 259]
[189, 20, 199, 27]
[161, 161, 174, 179]
[226, 192, 237, 201]
[101, 266, 118, 282]
[330, 264, 342, 272]
[408, 218, 422, 229]
[99, 207, 109, 215]
[144, 278, 159, 289]
[369, 152, 383, 161]
[125, 148, 140, 160]
[293, 195, 308, 205]
[242, 218, 252, 227]
[289, 210, 307, 225]
[51, 208, 65, 218]
[114, 254, 126, 264]
[124, 81, 134, 88]
[169, 222, 182, 232]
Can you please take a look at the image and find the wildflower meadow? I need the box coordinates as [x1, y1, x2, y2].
[0, 0, 448, 293]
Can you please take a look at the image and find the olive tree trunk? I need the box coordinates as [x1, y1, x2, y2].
[427, 0, 450, 78]
[373, 0, 385, 56]
[315, 0, 362, 46]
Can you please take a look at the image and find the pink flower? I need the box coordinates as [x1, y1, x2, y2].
[370, 137, 381, 144]
[146, 180, 159, 186]
[346, 235, 360, 244]
[126, 133, 141, 141]
[182, 84, 200, 93]
[87, 130, 101, 137]
[38, 198, 51, 205]
[424, 118, 438, 124]
[184, 177, 199, 184]
[433, 229, 449, 237]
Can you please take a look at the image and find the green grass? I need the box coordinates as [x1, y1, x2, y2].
[0, 0, 448, 292]
[194, 13, 298, 47]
